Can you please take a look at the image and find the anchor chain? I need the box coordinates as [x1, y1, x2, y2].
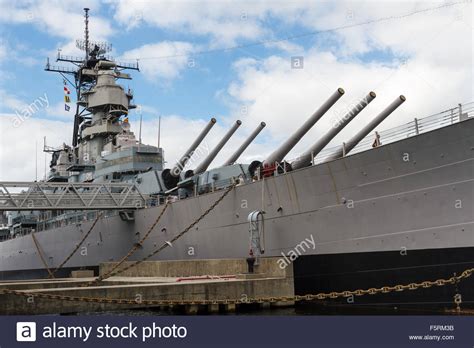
[1, 267, 472, 307]
[290, 268, 473, 302]
[31, 232, 54, 278]
[95, 201, 171, 282]
[97, 183, 238, 280]
[49, 211, 103, 279]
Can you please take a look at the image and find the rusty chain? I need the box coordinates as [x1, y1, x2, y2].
[95, 201, 171, 283]
[48, 212, 103, 279]
[31, 232, 54, 278]
[1, 267, 472, 307]
[95, 183, 238, 280]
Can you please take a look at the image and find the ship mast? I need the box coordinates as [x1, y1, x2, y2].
[44, 8, 139, 149]
[84, 7, 90, 59]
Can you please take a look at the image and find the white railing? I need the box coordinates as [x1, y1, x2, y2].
[312, 101, 474, 164]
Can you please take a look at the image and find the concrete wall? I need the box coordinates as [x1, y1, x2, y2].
[100, 257, 292, 279]
[0, 257, 294, 315]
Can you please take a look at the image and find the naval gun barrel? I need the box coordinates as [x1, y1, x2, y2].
[292, 91, 376, 170]
[262, 88, 345, 167]
[194, 120, 242, 174]
[326, 95, 406, 161]
[223, 121, 266, 166]
[171, 118, 217, 177]
[162, 118, 216, 189]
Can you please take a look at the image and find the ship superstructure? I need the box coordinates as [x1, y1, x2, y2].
[45, 9, 162, 185]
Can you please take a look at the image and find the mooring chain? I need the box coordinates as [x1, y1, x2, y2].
[95, 201, 171, 283]
[1, 267, 472, 307]
[290, 268, 474, 302]
[98, 183, 238, 280]
[31, 232, 54, 279]
[48, 212, 103, 279]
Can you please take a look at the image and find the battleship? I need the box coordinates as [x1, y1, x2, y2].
[0, 9, 473, 310]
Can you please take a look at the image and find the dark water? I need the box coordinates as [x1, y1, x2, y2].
[78, 302, 461, 316]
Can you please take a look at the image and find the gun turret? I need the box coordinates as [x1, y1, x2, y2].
[262, 88, 345, 167]
[291, 91, 376, 170]
[325, 95, 406, 161]
[193, 120, 242, 175]
[223, 122, 266, 166]
[162, 117, 216, 189]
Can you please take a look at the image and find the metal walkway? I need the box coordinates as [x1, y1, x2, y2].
[0, 182, 148, 211]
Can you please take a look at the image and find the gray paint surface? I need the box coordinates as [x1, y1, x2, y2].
[1, 118, 473, 274]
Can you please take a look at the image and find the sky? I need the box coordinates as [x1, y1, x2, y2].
[0, 0, 472, 181]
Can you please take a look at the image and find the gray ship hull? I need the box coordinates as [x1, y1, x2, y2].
[1, 118, 473, 307]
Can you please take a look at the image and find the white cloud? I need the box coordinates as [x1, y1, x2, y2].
[0, 89, 54, 119]
[0, 41, 7, 62]
[0, 0, 114, 41]
[108, 1, 461, 49]
[44, 102, 75, 120]
[120, 42, 195, 81]
[0, 89, 27, 111]
[0, 39, 42, 74]
[109, 0, 271, 45]
[263, 40, 304, 54]
[0, 1, 115, 79]
[220, 1, 473, 160]
[135, 104, 159, 116]
[0, 114, 71, 181]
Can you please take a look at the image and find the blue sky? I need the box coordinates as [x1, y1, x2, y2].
[0, 0, 472, 180]
[0, 1, 404, 121]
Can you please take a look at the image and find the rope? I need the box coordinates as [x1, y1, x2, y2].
[95, 201, 171, 282]
[99, 183, 237, 280]
[31, 232, 54, 279]
[48, 211, 103, 278]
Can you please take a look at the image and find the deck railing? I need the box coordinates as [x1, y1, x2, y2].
[312, 101, 473, 164]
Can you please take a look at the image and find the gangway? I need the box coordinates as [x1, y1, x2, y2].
[0, 182, 149, 211]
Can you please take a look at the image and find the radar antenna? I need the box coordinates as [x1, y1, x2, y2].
[75, 7, 112, 60]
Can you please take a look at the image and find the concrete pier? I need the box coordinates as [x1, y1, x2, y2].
[0, 257, 294, 315]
